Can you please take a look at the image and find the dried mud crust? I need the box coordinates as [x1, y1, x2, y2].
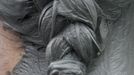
[0, 21, 24, 75]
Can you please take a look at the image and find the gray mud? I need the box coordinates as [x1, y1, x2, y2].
[13, 46, 48, 75]
[13, 3, 134, 75]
